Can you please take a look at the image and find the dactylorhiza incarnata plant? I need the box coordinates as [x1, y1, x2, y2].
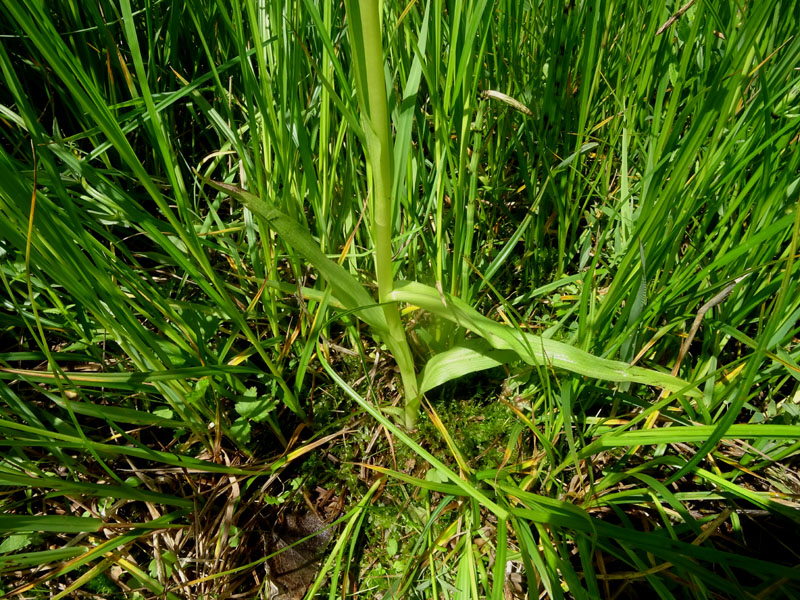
[204, 1, 699, 429]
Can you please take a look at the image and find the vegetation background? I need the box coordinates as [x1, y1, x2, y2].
[1, 0, 799, 598]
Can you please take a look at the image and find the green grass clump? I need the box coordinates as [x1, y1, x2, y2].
[1, 0, 800, 598]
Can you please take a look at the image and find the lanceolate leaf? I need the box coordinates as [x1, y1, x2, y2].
[199, 177, 388, 334]
[419, 339, 516, 393]
[393, 281, 700, 396]
[201, 176, 423, 427]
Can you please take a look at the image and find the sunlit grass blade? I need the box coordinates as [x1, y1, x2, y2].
[0, 516, 102, 534]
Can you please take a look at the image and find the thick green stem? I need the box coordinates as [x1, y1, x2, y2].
[348, 0, 420, 427]
[359, 2, 394, 313]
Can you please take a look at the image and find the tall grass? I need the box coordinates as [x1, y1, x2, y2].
[1, 0, 799, 598]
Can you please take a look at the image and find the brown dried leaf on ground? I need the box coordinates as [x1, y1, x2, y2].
[266, 511, 333, 600]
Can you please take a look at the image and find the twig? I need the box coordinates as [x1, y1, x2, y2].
[671, 273, 750, 377]
[638, 274, 749, 436]
[656, 0, 698, 36]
